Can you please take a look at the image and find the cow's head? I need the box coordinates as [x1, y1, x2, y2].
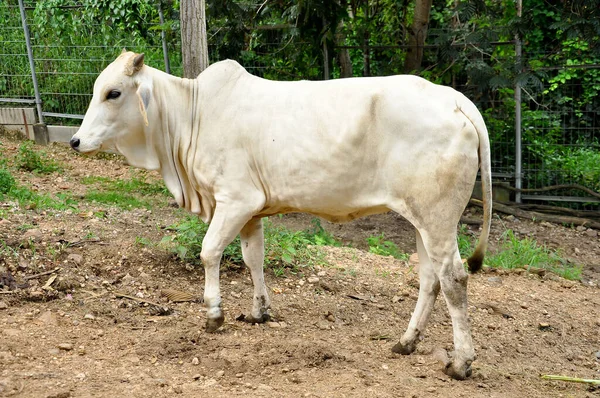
[70, 50, 159, 169]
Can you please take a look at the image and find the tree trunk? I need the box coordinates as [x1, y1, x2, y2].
[181, 0, 208, 78]
[335, 22, 353, 78]
[403, 0, 433, 74]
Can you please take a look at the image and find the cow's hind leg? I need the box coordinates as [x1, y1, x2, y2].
[239, 217, 271, 323]
[393, 230, 440, 355]
[201, 209, 253, 333]
[421, 229, 475, 380]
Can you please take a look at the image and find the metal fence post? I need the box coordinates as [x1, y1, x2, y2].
[18, 0, 44, 126]
[514, 0, 523, 203]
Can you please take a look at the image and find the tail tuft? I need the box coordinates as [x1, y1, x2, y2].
[467, 250, 484, 273]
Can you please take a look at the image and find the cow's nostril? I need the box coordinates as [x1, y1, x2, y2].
[70, 138, 80, 149]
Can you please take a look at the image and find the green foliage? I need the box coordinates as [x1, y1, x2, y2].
[82, 175, 168, 209]
[0, 167, 16, 195]
[487, 230, 581, 280]
[85, 190, 151, 209]
[16, 142, 62, 174]
[366, 233, 409, 260]
[458, 226, 581, 280]
[457, 224, 474, 259]
[162, 216, 340, 270]
[82, 175, 168, 196]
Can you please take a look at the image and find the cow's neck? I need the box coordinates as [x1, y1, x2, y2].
[146, 67, 214, 223]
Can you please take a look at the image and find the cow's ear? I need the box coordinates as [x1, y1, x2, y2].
[136, 85, 151, 126]
[121, 48, 127, 54]
[124, 52, 145, 76]
[133, 53, 145, 73]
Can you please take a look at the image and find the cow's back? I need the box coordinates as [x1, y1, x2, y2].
[195, 63, 480, 220]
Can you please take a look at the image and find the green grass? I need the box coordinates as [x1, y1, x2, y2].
[162, 216, 341, 274]
[82, 175, 168, 209]
[0, 166, 76, 210]
[85, 190, 151, 209]
[0, 167, 16, 194]
[16, 141, 62, 174]
[366, 233, 409, 260]
[458, 226, 581, 280]
[487, 230, 581, 280]
[82, 175, 168, 196]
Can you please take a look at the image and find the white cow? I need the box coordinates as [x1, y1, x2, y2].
[71, 51, 492, 380]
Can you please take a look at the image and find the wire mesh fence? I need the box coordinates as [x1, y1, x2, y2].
[1, 1, 598, 208]
[0, 2, 36, 106]
[520, 64, 600, 205]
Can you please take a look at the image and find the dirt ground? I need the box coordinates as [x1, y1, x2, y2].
[1, 138, 599, 398]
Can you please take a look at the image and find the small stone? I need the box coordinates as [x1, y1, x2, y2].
[560, 281, 575, 289]
[191, 357, 199, 365]
[155, 378, 168, 387]
[22, 229, 42, 243]
[0, 301, 9, 310]
[585, 229, 598, 238]
[307, 276, 319, 284]
[576, 225, 586, 232]
[215, 370, 225, 378]
[267, 321, 281, 328]
[192, 374, 202, 380]
[595, 351, 600, 360]
[67, 254, 83, 265]
[235, 373, 244, 378]
[326, 314, 335, 322]
[317, 271, 326, 277]
[48, 348, 60, 355]
[74, 372, 86, 380]
[426, 387, 437, 393]
[520, 303, 528, 309]
[58, 343, 73, 351]
[487, 276, 503, 286]
[538, 322, 551, 331]
[172, 385, 183, 394]
[84, 313, 95, 320]
[391, 295, 403, 303]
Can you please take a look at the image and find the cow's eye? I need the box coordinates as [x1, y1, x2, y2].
[106, 90, 121, 100]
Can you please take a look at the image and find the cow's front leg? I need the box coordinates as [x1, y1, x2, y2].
[201, 209, 252, 333]
[239, 217, 271, 323]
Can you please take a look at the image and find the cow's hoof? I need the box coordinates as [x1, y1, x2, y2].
[236, 312, 270, 324]
[205, 314, 225, 333]
[443, 360, 472, 380]
[391, 340, 417, 355]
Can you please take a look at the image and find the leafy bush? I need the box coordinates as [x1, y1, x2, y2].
[0, 167, 16, 195]
[16, 141, 62, 174]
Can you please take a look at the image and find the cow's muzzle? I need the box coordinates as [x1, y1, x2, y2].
[70, 137, 80, 151]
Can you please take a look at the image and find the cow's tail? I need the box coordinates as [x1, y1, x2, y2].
[457, 96, 492, 273]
